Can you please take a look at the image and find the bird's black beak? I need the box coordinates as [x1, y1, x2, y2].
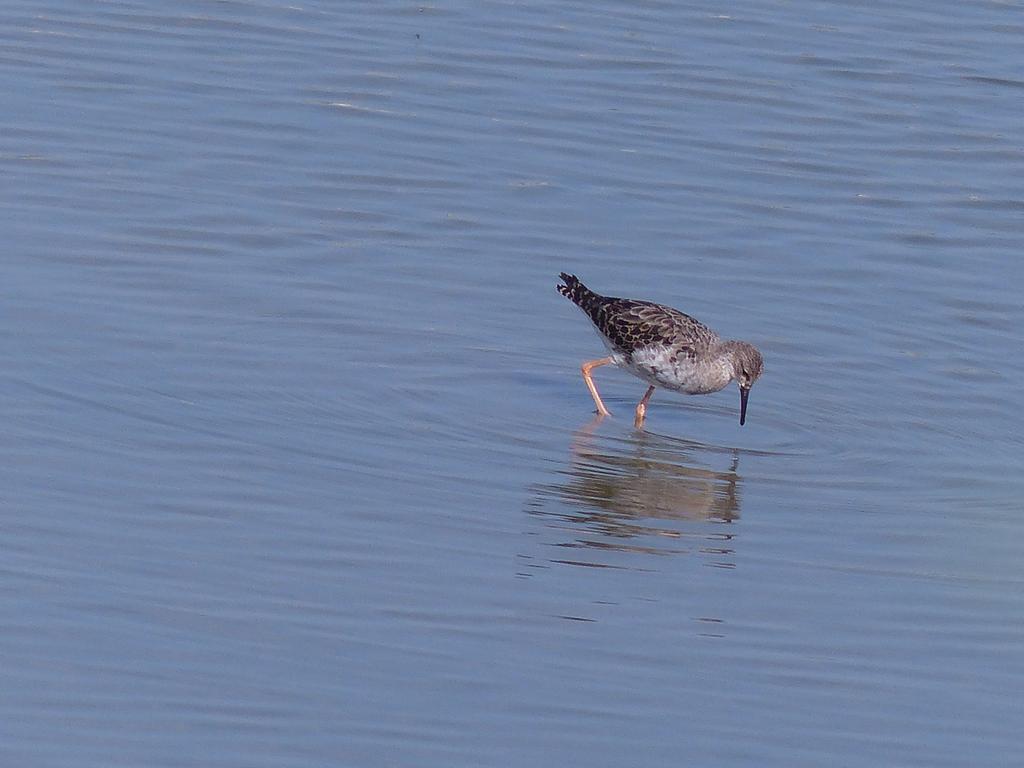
[739, 386, 750, 426]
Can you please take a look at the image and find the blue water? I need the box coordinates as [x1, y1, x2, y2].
[3, 1, 1024, 766]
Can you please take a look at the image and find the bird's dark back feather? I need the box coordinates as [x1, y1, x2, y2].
[557, 273, 716, 358]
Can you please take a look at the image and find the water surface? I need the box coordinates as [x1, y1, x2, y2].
[3, 1, 1024, 766]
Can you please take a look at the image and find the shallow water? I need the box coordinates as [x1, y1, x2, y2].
[3, 1, 1024, 766]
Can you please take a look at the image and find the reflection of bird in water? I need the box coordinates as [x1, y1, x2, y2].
[528, 426, 743, 561]
[557, 273, 764, 428]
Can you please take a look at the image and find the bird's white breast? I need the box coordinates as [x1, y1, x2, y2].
[626, 345, 732, 395]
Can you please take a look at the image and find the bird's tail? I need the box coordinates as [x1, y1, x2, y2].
[557, 273, 603, 315]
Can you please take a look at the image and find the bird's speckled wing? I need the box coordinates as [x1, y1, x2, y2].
[593, 298, 717, 360]
[557, 274, 717, 361]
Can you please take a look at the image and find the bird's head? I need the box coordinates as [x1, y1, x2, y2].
[728, 342, 763, 426]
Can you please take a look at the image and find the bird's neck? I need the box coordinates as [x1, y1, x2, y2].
[709, 339, 743, 378]
[712, 338, 742, 357]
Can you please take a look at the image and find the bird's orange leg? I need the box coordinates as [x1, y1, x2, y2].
[634, 385, 656, 429]
[580, 357, 614, 416]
